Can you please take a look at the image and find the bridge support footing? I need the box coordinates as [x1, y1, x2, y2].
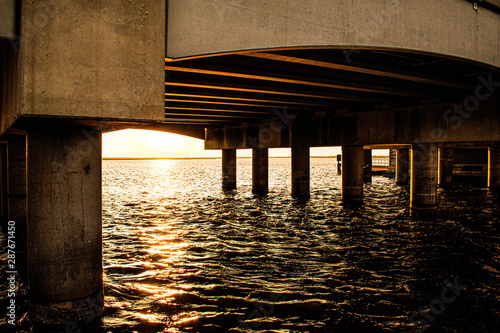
[342, 146, 364, 205]
[252, 148, 268, 195]
[291, 147, 310, 199]
[363, 149, 372, 183]
[222, 149, 237, 190]
[27, 129, 103, 324]
[489, 146, 500, 190]
[8, 136, 27, 263]
[396, 149, 410, 185]
[411, 144, 438, 207]
[439, 148, 454, 187]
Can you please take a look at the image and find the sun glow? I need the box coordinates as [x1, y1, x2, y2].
[102, 129, 221, 159]
[103, 129, 390, 159]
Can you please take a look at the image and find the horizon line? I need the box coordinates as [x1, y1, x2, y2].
[102, 155, 390, 160]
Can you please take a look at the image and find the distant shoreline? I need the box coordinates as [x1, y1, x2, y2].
[103, 156, 389, 160]
[103, 156, 336, 160]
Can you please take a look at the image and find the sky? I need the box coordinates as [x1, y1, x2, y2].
[102, 129, 388, 158]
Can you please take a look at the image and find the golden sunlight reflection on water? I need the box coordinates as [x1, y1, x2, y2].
[96, 159, 500, 332]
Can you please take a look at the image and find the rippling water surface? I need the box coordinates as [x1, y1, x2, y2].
[2, 158, 500, 332]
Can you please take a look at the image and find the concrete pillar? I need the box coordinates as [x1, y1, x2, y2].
[7, 136, 27, 260]
[291, 147, 310, 199]
[363, 149, 372, 183]
[411, 144, 438, 207]
[222, 149, 237, 190]
[489, 146, 500, 190]
[389, 149, 397, 171]
[0, 142, 8, 227]
[27, 129, 103, 323]
[439, 148, 454, 187]
[252, 148, 268, 195]
[342, 146, 364, 204]
[396, 149, 410, 185]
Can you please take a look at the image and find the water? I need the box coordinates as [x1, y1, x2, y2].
[1, 158, 500, 332]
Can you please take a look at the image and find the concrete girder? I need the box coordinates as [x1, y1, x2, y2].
[205, 98, 500, 149]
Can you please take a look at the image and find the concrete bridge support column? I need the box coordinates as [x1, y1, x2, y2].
[363, 149, 372, 183]
[252, 148, 268, 195]
[222, 149, 237, 190]
[7, 136, 27, 261]
[439, 148, 454, 187]
[0, 142, 8, 227]
[489, 146, 500, 190]
[411, 144, 438, 207]
[342, 146, 364, 204]
[27, 129, 103, 323]
[389, 149, 397, 172]
[291, 147, 310, 199]
[396, 149, 410, 185]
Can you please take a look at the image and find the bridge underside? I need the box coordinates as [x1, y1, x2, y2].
[164, 47, 500, 132]
[161, 47, 500, 208]
[163, 47, 500, 205]
[161, 47, 500, 206]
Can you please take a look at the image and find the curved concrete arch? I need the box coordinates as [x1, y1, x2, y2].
[167, 0, 500, 69]
[166, 45, 497, 72]
[105, 123, 206, 140]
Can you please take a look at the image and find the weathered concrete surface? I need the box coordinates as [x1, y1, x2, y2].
[0, 40, 22, 135]
[27, 129, 103, 323]
[0, 0, 15, 39]
[222, 149, 237, 190]
[363, 149, 372, 183]
[7, 136, 26, 260]
[439, 148, 454, 187]
[2, 0, 165, 135]
[411, 144, 438, 206]
[291, 147, 309, 199]
[396, 149, 410, 185]
[252, 148, 268, 194]
[342, 146, 364, 204]
[206, 98, 500, 149]
[167, 0, 500, 69]
[490, 146, 500, 189]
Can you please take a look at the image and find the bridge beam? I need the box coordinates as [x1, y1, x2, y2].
[342, 146, 364, 205]
[489, 145, 500, 190]
[439, 148, 454, 187]
[291, 147, 310, 199]
[222, 149, 237, 190]
[411, 144, 438, 207]
[363, 149, 372, 183]
[396, 149, 410, 185]
[27, 129, 103, 323]
[205, 99, 500, 150]
[252, 148, 268, 195]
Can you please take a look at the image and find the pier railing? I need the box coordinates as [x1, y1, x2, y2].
[372, 156, 390, 167]
[336, 155, 390, 173]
